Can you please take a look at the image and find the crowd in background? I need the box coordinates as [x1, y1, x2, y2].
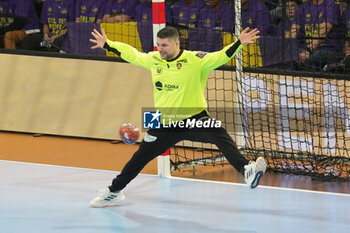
[0, 0, 350, 73]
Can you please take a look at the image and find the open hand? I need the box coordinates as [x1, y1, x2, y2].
[239, 27, 260, 45]
[90, 28, 107, 49]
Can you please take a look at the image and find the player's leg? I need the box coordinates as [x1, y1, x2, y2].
[190, 127, 266, 188]
[211, 128, 266, 188]
[109, 131, 176, 192]
[90, 128, 181, 207]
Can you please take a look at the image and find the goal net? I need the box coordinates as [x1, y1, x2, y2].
[164, 0, 350, 181]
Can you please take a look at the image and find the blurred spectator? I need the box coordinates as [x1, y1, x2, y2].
[134, 0, 172, 53]
[21, 0, 75, 52]
[102, 0, 138, 23]
[0, 0, 14, 48]
[261, 0, 280, 10]
[322, 0, 349, 73]
[277, 0, 299, 37]
[1, 0, 40, 49]
[270, 0, 301, 26]
[342, 3, 350, 72]
[258, 0, 300, 69]
[170, 0, 206, 49]
[291, 0, 343, 71]
[60, 0, 106, 55]
[75, 0, 105, 23]
[193, 0, 233, 52]
[241, 0, 274, 36]
[333, 0, 348, 15]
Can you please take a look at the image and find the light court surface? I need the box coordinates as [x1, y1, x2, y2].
[0, 160, 349, 233]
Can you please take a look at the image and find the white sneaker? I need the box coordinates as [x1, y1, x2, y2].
[244, 157, 267, 189]
[89, 188, 125, 207]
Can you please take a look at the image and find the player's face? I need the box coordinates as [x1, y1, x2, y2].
[156, 37, 180, 60]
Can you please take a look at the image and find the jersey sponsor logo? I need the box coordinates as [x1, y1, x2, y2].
[155, 81, 163, 91]
[177, 59, 187, 63]
[195, 52, 207, 58]
[164, 84, 179, 91]
[154, 81, 179, 91]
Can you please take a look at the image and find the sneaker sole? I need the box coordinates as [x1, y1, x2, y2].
[250, 157, 267, 189]
[103, 196, 125, 207]
[251, 171, 263, 189]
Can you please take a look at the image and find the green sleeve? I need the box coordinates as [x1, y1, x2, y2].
[198, 40, 244, 71]
[104, 39, 151, 69]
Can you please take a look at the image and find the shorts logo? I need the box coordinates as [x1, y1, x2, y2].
[144, 133, 157, 142]
[195, 52, 207, 58]
[143, 110, 161, 129]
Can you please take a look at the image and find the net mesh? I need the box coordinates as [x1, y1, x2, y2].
[170, 69, 350, 181]
[165, 0, 350, 181]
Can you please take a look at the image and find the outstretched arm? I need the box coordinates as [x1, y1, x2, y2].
[90, 28, 150, 69]
[239, 27, 260, 45]
[90, 28, 107, 49]
[197, 27, 260, 71]
[225, 27, 260, 58]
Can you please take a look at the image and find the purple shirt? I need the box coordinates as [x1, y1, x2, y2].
[170, 0, 206, 28]
[343, 7, 350, 37]
[10, 0, 40, 30]
[241, 0, 273, 35]
[343, 6, 350, 37]
[75, 0, 105, 23]
[0, 0, 12, 27]
[276, 18, 292, 37]
[134, 1, 171, 53]
[294, 0, 342, 51]
[41, 0, 75, 35]
[61, 22, 105, 55]
[196, 1, 233, 33]
[192, 1, 233, 52]
[105, 0, 138, 18]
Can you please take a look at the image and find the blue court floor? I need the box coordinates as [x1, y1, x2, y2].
[1, 160, 349, 233]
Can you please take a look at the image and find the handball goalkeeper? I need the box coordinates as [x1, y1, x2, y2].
[89, 26, 266, 207]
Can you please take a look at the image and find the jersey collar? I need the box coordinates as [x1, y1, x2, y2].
[166, 50, 183, 62]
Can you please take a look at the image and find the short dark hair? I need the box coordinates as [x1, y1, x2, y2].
[157, 26, 179, 40]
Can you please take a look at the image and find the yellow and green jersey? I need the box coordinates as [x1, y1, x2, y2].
[105, 40, 244, 121]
